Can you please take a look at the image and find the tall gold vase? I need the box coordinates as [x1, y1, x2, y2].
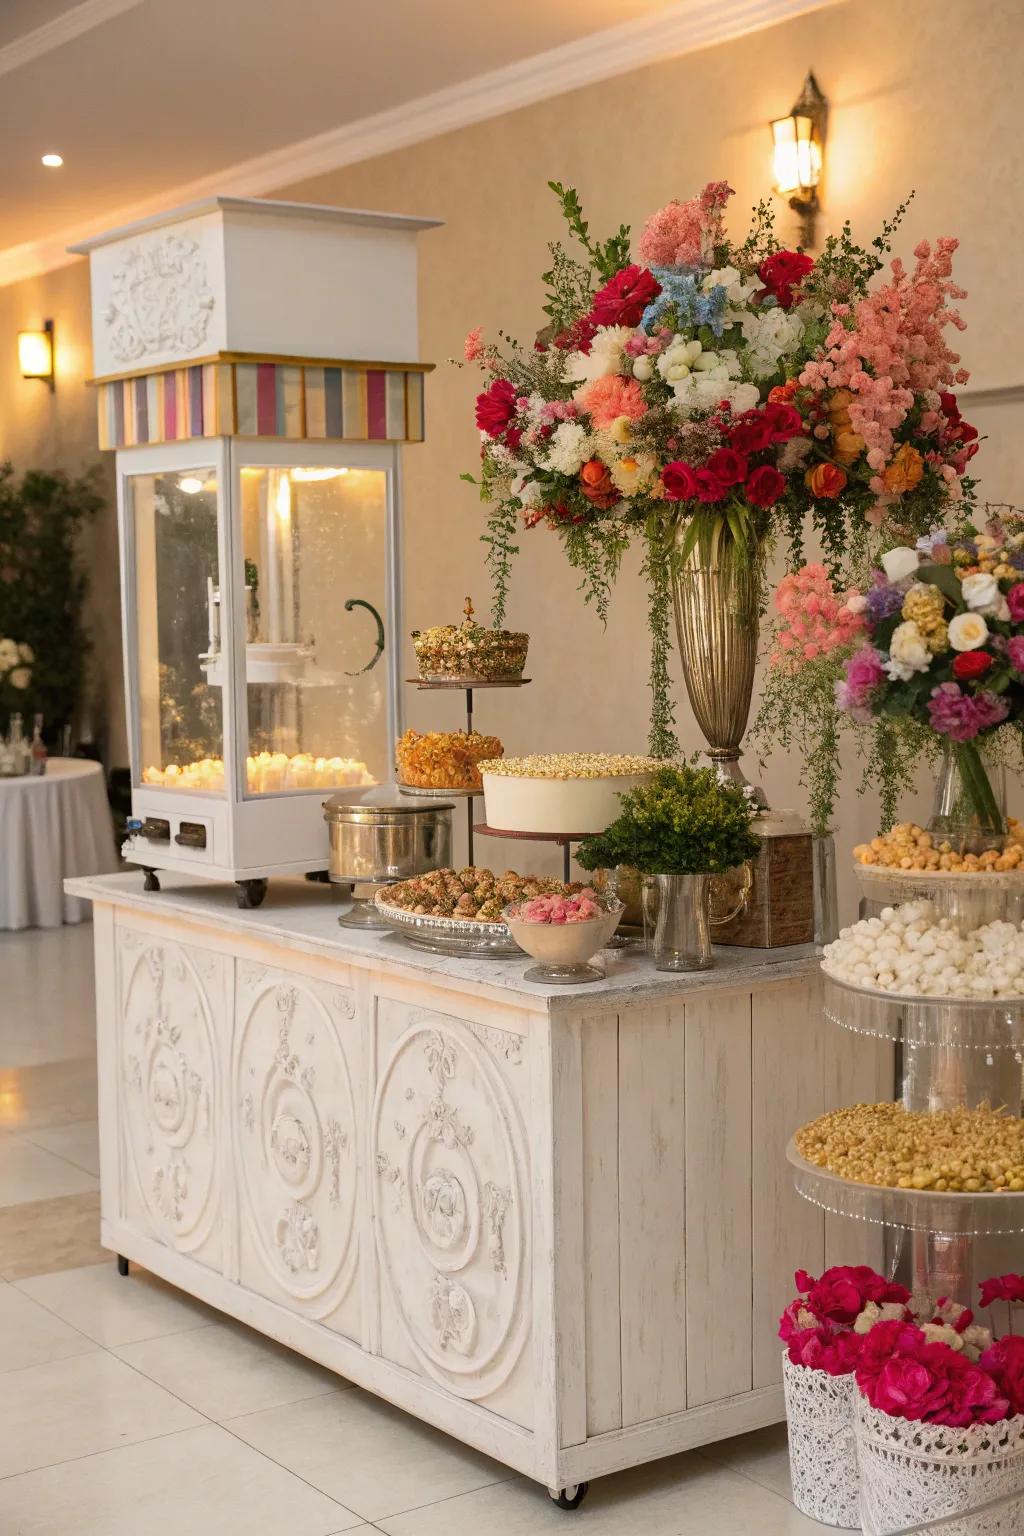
[671, 539, 764, 800]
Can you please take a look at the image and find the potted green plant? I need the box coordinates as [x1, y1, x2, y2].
[577, 761, 760, 970]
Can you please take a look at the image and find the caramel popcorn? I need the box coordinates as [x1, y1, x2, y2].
[412, 598, 528, 683]
[853, 823, 1024, 874]
[796, 1102, 1024, 1193]
[395, 729, 503, 790]
[479, 752, 662, 780]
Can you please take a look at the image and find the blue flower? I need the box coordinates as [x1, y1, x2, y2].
[641, 269, 730, 339]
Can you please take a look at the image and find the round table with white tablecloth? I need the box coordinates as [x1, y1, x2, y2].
[0, 759, 120, 930]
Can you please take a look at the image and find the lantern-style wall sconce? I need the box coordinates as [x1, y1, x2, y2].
[770, 71, 828, 249]
[18, 319, 55, 390]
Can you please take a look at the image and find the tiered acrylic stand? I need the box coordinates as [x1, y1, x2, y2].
[400, 678, 530, 864]
[788, 864, 1024, 1307]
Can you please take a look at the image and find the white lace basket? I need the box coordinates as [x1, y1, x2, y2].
[782, 1354, 860, 1528]
[856, 1398, 1024, 1535]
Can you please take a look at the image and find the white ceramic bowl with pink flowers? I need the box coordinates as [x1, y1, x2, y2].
[503, 889, 624, 984]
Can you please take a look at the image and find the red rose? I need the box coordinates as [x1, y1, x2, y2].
[579, 459, 620, 510]
[553, 314, 598, 354]
[764, 400, 805, 441]
[729, 411, 775, 455]
[705, 447, 748, 486]
[695, 468, 726, 503]
[661, 461, 701, 501]
[979, 1274, 1024, 1308]
[757, 249, 814, 309]
[745, 465, 786, 508]
[981, 1335, 1024, 1417]
[475, 378, 518, 440]
[589, 264, 662, 329]
[952, 651, 994, 680]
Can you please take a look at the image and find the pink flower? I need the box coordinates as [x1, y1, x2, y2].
[787, 1326, 863, 1377]
[835, 645, 885, 718]
[770, 570, 868, 672]
[1008, 636, 1024, 674]
[980, 1336, 1024, 1417]
[979, 1275, 1024, 1308]
[575, 374, 648, 429]
[637, 182, 734, 271]
[1006, 584, 1024, 623]
[857, 1321, 1010, 1427]
[927, 682, 1010, 742]
[463, 326, 485, 363]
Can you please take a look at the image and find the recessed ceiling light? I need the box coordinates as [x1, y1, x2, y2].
[41, 153, 63, 168]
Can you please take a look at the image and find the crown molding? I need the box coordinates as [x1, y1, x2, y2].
[0, 0, 143, 78]
[0, 0, 844, 288]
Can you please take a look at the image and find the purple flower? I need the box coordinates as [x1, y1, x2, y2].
[927, 682, 1009, 742]
[866, 578, 906, 625]
[1008, 635, 1024, 673]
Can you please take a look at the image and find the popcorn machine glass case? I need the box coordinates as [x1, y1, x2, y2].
[74, 196, 439, 903]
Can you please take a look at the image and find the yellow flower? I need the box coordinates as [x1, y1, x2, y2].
[833, 427, 866, 466]
[882, 443, 925, 493]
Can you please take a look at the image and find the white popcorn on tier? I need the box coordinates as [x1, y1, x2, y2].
[142, 752, 375, 794]
[823, 900, 1024, 998]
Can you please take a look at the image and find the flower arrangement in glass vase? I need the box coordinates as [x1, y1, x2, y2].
[462, 180, 978, 764]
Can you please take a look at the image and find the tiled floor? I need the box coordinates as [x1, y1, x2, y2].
[0, 919, 815, 1535]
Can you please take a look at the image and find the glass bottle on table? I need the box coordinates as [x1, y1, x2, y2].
[30, 714, 47, 776]
[8, 712, 28, 774]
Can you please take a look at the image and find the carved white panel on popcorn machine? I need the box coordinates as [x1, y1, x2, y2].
[71, 198, 440, 905]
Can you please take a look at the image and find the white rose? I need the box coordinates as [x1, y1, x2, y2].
[632, 355, 654, 382]
[960, 572, 1001, 613]
[846, 594, 869, 614]
[704, 266, 759, 306]
[8, 667, 31, 689]
[17, 643, 34, 663]
[727, 382, 761, 414]
[657, 338, 704, 384]
[885, 620, 931, 680]
[948, 611, 990, 651]
[0, 639, 18, 669]
[566, 326, 633, 384]
[881, 546, 920, 583]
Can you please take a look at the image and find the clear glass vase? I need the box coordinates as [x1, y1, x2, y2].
[928, 741, 1007, 853]
[644, 873, 713, 972]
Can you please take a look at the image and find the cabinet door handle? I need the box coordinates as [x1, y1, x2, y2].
[343, 597, 385, 675]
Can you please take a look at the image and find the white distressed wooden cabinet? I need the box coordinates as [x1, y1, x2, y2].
[71, 872, 890, 1501]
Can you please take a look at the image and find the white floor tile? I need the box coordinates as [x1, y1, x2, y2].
[225, 1383, 513, 1521]
[24, 1118, 100, 1176]
[375, 1451, 823, 1535]
[0, 1349, 204, 1478]
[0, 1282, 97, 1373]
[0, 1422, 364, 1535]
[0, 1132, 99, 1205]
[114, 1319, 343, 1420]
[0, 924, 97, 1068]
[699, 1421, 794, 1501]
[18, 1260, 218, 1346]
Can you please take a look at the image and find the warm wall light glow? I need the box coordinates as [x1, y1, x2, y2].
[769, 72, 827, 247]
[41, 153, 64, 168]
[178, 476, 205, 495]
[289, 466, 349, 482]
[18, 322, 54, 388]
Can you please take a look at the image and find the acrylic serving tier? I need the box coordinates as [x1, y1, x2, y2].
[823, 972, 1024, 1056]
[75, 197, 441, 901]
[855, 863, 1024, 927]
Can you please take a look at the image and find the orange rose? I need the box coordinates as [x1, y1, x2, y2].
[833, 427, 866, 466]
[882, 443, 925, 494]
[805, 462, 848, 499]
[579, 458, 620, 510]
[768, 381, 798, 403]
[828, 388, 855, 421]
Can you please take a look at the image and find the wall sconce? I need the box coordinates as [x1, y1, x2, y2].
[18, 320, 55, 391]
[770, 71, 828, 249]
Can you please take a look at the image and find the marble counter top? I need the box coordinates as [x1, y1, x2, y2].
[66, 870, 821, 1013]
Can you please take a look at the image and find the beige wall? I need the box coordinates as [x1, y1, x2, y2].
[2, 0, 1022, 914]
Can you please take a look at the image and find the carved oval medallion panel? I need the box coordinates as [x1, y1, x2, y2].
[118, 931, 220, 1257]
[233, 964, 358, 1318]
[372, 1009, 530, 1401]
[104, 232, 215, 364]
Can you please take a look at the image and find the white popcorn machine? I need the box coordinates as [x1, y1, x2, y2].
[74, 197, 439, 905]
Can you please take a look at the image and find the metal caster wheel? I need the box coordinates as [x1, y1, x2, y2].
[548, 1484, 589, 1510]
[236, 878, 268, 909]
[142, 867, 160, 892]
[304, 869, 331, 884]
[116, 1254, 130, 1277]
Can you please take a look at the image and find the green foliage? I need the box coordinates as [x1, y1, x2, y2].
[801, 193, 915, 306]
[751, 655, 846, 837]
[641, 521, 679, 759]
[561, 518, 629, 627]
[0, 461, 103, 739]
[541, 241, 594, 336]
[734, 199, 778, 273]
[576, 761, 761, 876]
[548, 182, 631, 284]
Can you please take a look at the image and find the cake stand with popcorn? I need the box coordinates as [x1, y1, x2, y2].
[788, 887, 1024, 1309]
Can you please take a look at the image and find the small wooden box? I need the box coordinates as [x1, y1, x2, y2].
[713, 831, 814, 949]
